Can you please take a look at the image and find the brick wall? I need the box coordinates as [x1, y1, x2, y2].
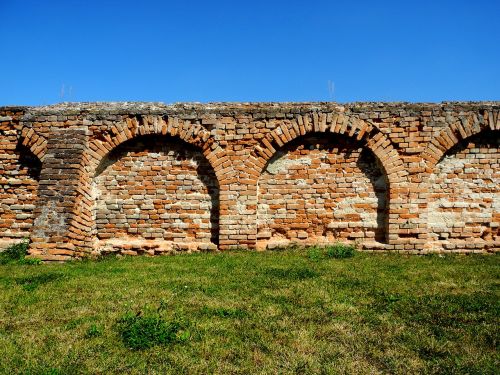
[256, 133, 387, 249]
[0, 102, 497, 260]
[93, 135, 219, 254]
[427, 130, 499, 250]
[0, 109, 41, 248]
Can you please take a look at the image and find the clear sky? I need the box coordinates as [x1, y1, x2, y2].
[1, 0, 498, 105]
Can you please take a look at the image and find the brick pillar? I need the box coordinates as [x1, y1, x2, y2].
[388, 176, 429, 253]
[28, 128, 90, 261]
[217, 154, 259, 250]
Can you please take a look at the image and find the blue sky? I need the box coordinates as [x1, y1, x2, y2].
[1, 0, 498, 105]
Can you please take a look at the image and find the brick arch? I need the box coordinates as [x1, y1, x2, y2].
[19, 127, 47, 161]
[252, 112, 404, 185]
[249, 113, 406, 246]
[423, 128, 500, 252]
[418, 111, 499, 251]
[91, 133, 222, 252]
[86, 115, 229, 181]
[76, 116, 233, 254]
[422, 110, 499, 170]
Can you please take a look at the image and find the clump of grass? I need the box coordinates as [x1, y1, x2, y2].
[84, 324, 103, 339]
[325, 243, 356, 259]
[307, 243, 356, 260]
[200, 306, 248, 319]
[116, 302, 190, 350]
[0, 239, 37, 265]
[116, 312, 183, 350]
[306, 247, 324, 261]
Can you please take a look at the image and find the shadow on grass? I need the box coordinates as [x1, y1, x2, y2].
[14, 272, 66, 291]
[264, 266, 319, 280]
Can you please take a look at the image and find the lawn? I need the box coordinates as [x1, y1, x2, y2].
[0, 249, 498, 374]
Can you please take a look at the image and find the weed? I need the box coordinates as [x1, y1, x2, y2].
[115, 302, 189, 350]
[0, 239, 30, 264]
[307, 247, 324, 261]
[307, 243, 356, 260]
[200, 306, 248, 319]
[84, 324, 103, 339]
[116, 311, 184, 350]
[325, 243, 356, 259]
[20, 257, 42, 265]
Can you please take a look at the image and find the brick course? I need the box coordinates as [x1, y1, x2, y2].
[0, 102, 498, 260]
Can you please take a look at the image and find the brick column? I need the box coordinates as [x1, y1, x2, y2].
[28, 128, 91, 261]
[217, 155, 259, 250]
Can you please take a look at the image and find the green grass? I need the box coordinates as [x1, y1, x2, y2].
[0, 250, 498, 374]
[0, 239, 41, 265]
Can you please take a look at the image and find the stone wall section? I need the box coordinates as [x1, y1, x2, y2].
[0, 102, 497, 260]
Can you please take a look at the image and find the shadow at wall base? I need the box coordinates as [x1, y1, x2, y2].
[17, 238, 500, 262]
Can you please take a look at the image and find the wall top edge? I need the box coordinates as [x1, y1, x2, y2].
[1, 101, 499, 117]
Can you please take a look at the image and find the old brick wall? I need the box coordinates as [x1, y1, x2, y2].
[427, 130, 499, 250]
[93, 135, 219, 254]
[257, 133, 387, 249]
[0, 102, 497, 260]
[0, 109, 41, 248]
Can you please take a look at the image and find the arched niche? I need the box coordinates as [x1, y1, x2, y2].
[0, 142, 41, 245]
[256, 133, 388, 249]
[427, 129, 499, 249]
[92, 134, 219, 254]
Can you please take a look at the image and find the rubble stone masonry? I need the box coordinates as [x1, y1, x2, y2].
[0, 102, 498, 260]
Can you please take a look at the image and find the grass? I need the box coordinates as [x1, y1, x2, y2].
[0, 249, 498, 374]
[0, 239, 41, 265]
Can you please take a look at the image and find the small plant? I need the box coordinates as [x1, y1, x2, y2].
[84, 324, 103, 338]
[306, 243, 356, 260]
[20, 257, 42, 265]
[325, 243, 356, 259]
[116, 302, 189, 350]
[307, 247, 323, 261]
[116, 312, 182, 350]
[0, 239, 30, 264]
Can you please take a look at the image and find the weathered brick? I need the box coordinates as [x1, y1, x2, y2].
[0, 102, 497, 260]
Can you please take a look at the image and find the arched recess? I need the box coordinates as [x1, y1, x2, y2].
[92, 134, 220, 254]
[86, 115, 226, 181]
[251, 113, 404, 248]
[256, 132, 388, 247]
[253, 114, 403, 186]
[0, 141, 41, 246]
[84, 116, 226, 255]
[422, 110, 499, 170]
[426, 129, 499, 250]
[19, 127, 47, 162]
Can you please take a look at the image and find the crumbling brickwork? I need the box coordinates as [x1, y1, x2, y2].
[94, 135, 219, 254]
[0, 102, 498, 260]
[0, 109, 41, 248]
[257, 134, 387, 248]
[427, 130, 499, 249]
